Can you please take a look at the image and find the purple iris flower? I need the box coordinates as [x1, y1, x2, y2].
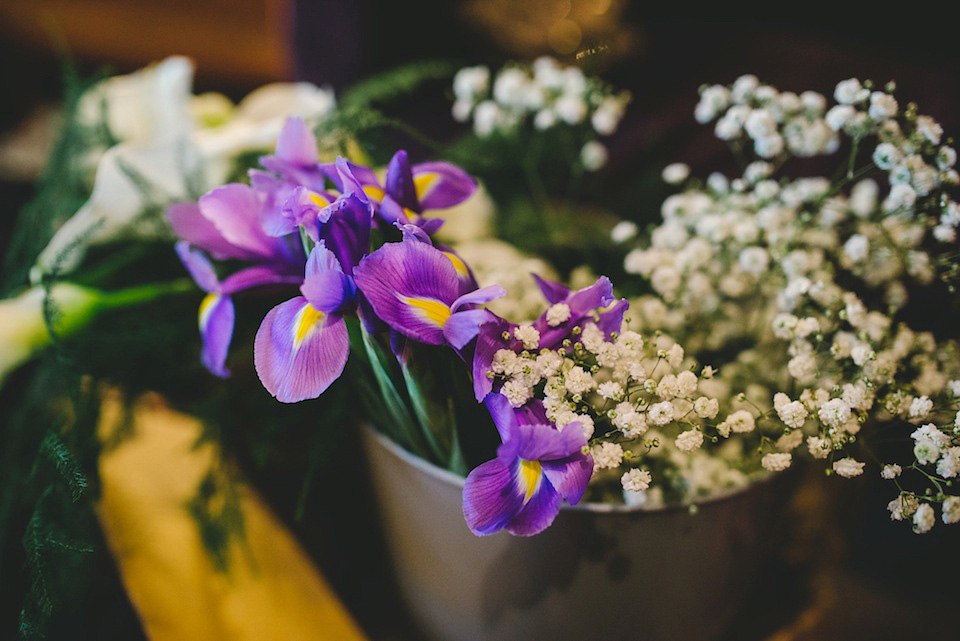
[254, 243, 354, 403]
[462, 393, 594, 537]
[322, 149, 476, 232]
[353, 240, 504, 350]
[259, 117, 328, 193]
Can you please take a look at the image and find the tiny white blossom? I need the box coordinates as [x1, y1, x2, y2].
[621, 468, 652, 492]
[762, 452, 792, 472]
[867, 92, 898, 120]
[805, 435, 829, 459]
[915, 115, 943, 145]
[909, 395, 933, 419]
[591, 442, 624, 469]
[819, 398, 852, 429]
[888, 493, 918, 520]
[843, 234, 869, 263]
[776, 430, 804, 451]
[872, 142, 902, 170]
[675, 429, 704, 452]
[513, 324, 540, 350]
[545, 303, 571, 327]
[580, 141, 608, 171]
[913, 503, 935, 534]
[834, 78, 869, 105]
[693, 396, 719, 419]
[881, 464, 902, 479]
[648, 401, 675, 425]
[666, 343, 684, 368]
[937, 447, 960, 479]
[825, 104, 855, 131]
[675, 370, 698, 397]
[833, 457, 865, 478]
[725, 410, 756, 434]
[610, 221, 638, 243]
[598, 381, 624, 400]
[662, 163, 690, 185]
[942, 496, 960, 524]
[777, 400, 808, 429]
[564, 366, 595, 395]
[501, 378, 533, 408]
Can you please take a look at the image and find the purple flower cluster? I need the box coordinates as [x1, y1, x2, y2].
[170, 117, 607, 536]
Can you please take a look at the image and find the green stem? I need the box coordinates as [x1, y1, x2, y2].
[98, 279, 195, 309]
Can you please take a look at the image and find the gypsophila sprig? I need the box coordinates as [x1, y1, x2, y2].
[451, 57, 630, 171]
[620, 75, 960, 532]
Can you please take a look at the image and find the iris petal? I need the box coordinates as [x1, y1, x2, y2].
[199, 294, 234, 378]
[254, 296, 349, 402]
[412, 161, 477, 210]
[462, 458, 525, 536]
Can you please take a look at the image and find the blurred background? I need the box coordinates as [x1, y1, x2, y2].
[1, 3, 959, 640]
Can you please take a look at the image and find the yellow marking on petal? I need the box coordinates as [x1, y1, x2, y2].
[403, 207, 418, 220]
[519, 459, 543, 505]
[413, 172, 439, 201]
[401, 296, 451, 328]
[294, 304, 325, 349]
[308, 192, 331, 208]
[362, 185, 385, 203]
[198, 293, 219, 330]
[443, 251, 469, 279]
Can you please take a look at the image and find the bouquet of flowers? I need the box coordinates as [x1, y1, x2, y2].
[2, 52, 958, 640]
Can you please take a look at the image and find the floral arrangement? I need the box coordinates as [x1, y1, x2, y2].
[2, 51, 959, 640]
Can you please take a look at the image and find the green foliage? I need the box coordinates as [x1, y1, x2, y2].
[339, 60, 457, 111]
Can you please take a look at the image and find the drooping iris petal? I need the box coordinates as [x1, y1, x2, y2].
[531, 273, 570, 305]
[484, 391, 517, 441]
[378, 194, 411, 226]
[542, 454, 594, 506]
[198, 184, 280, 260]
[412, 161, 477, 211]
[385, 150, 417, 211]
[417, 217, 445, 236]
[198, 293, 235, 378]
[168, 203, 242, 260]
[353, 241, 461, 345]
[511, 421, 587, 463]
[595, 298, 629, 338]
[452, 284, 506, 311]
[443, 309, 495, 349]
[175, 242, 220, 292]
[462, 457, 525, 536]
[254, 296, 349, 403]
[536, 276, 616, 349]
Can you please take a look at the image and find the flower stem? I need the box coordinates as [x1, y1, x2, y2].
[99, 279, 195, 309]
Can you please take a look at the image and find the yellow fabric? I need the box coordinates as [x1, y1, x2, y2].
[96, 391, 368, 641]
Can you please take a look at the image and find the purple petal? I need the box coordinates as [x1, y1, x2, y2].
[509, 422, 587, 463]
[531, 273, 570, 305]
[397, 222, 432, 244]
[301, 246, 354, 314]
[199, 293, 234, 378]
[452, 285, 506, 312]
[385, 150, 418, 211]
[596, 299, 629, 338]
[505, 480, 561, 537]
[444, 309, 495, 349]
[198, 184, 277, 259]
[353, 241, 460, 344]
[417, 217, 445, 235]
[378, 194, 411, 226]
[483, 392, 516, 442]
[175, 242, 219, 292]
[250, 170, 299, 238]
[335, 157, 382, 201]
[274, 117, 318, 166]
[565, 276, 615, 317]
[221, 265, 303, 295]
[412, 161, 477, 211]
[514, 399, 550, 426]
[168, 203, 242, 260]
[318, 193, 372, 274]
[462, 458, 525, 536]
[254, 296, 350, 403]
[472, 317, 514, 401]
[541, 451, 594, 505]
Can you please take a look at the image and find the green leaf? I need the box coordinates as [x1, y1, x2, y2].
[340, 60, 457, 110]
[359, 328, 429, 459]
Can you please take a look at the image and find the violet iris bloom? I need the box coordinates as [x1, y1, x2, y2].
[254, 243, 354, 402]
[462, 393, 594, 536]
[323, 149, 476, 232]
[353, 240, 504, 349]
[169, 185, 305, 377]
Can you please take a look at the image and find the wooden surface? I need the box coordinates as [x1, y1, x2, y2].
[0, 0, 291, 83]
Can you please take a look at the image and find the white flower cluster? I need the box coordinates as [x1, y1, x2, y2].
[621, 75, 960, 532]
[485, 325, 766, 504]
[451, 57, 630, 170]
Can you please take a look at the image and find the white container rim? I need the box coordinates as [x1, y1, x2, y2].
[362, 424, 776, 515]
